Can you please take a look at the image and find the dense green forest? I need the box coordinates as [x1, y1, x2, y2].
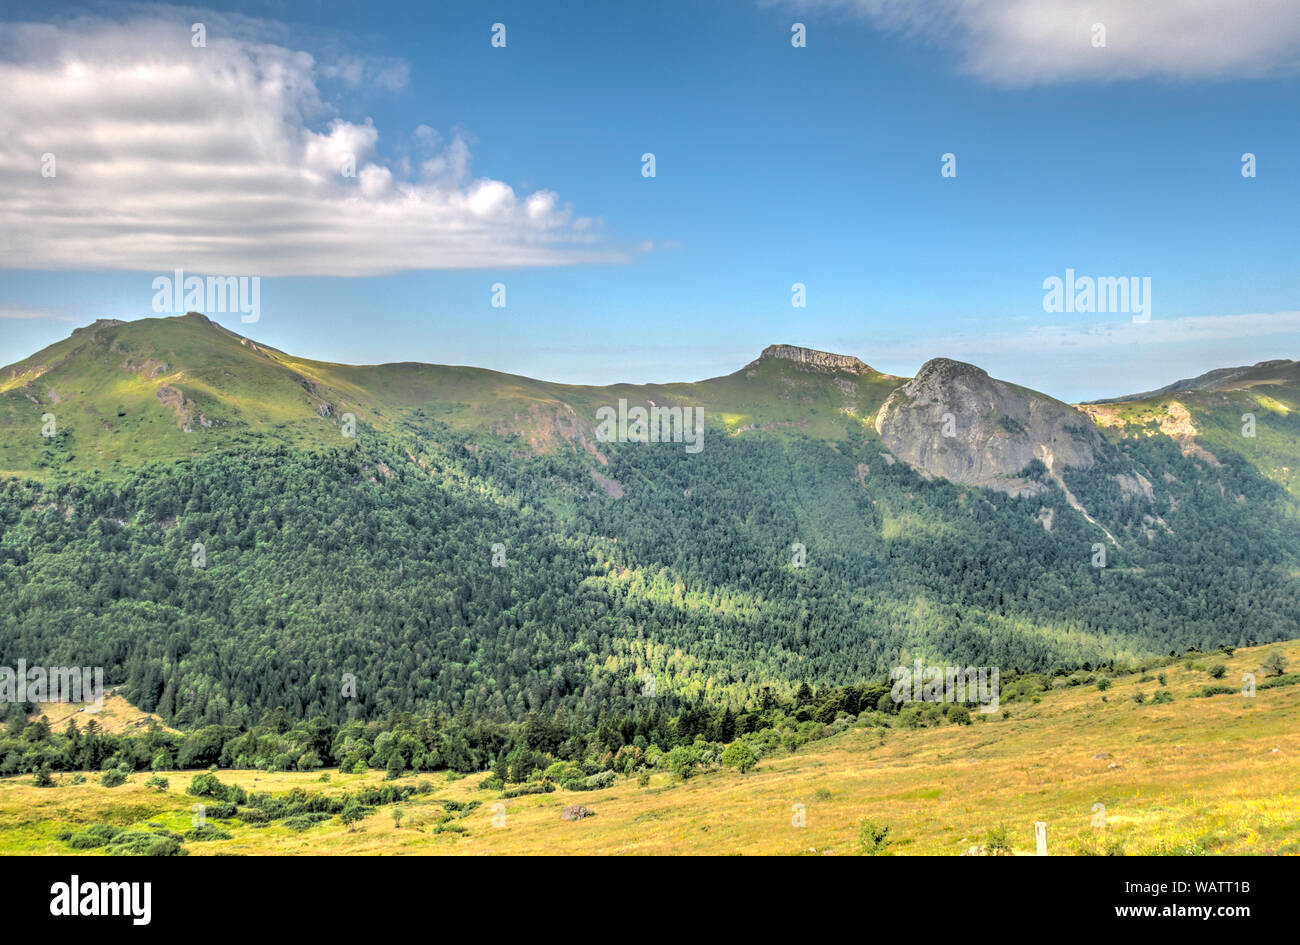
[2, 411, 1296, 736]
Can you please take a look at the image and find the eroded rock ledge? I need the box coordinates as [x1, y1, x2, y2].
[749, 344, 872, 375]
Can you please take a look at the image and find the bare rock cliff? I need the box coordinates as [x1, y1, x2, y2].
[875, 358, 1102, 496]
[749, 344, 872, 375]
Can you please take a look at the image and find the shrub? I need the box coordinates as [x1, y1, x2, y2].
[65, 823, 123, 850]
[282, 812, 332, 831]
[501, 782, 554, 798]
[1072, 833, 1126, 856]
[584, 770, 618, 791]
[721, 742, 758, 773]
[858, 818, 892, 855]
[665, 746, 699, 781]
[188, 772, 223, 798]
[105, 829, 186, 857]
[984, 826, 1013, 856]
[339, 804, 368, 829]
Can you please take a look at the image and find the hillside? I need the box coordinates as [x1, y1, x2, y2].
[0, 314, 901, 479]
[2, 315, 1300, 732]
[3, 640, 1296, 856]
[1080, 359, 1300, 496]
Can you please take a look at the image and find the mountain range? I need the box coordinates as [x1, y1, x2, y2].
[2, 314, 1298, 726]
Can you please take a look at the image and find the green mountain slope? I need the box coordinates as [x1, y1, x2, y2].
[0, 315, 900, 479]
[2, 315, 1299, 731]
[1080, 359, 1300, 495]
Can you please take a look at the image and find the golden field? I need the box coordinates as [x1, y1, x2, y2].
[2, 641, 1297, 856]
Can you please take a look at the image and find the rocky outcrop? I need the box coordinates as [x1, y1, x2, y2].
[875, 358, 1102, 497]
[156, 384, 212, 432]
[748, 344, 872, 375]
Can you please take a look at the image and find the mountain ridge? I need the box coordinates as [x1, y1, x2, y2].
[3, 314, 1300, 732]
[5, 313, 1300, 501]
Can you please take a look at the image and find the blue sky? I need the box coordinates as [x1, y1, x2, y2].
[2, 0, 1299, 401]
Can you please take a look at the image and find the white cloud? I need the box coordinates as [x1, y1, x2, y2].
[857, 310, 1300, 401]
[0, 304, 79, 321]
[0, 14, 621, 276]
[872, 310, 1300, 362]
[780, 0, 1300, 83]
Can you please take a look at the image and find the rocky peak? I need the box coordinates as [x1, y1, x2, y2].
[909, 357, 989, 387]
[71, 318, 125, 336]
[750, 344, 871, 375]
[875, 357, 1101, 496]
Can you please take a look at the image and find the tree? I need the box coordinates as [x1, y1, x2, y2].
[1260, 650, 1289, 678]
[665, 745, 698, 781]
[721, 742, 757, 774]
[340, 803, 366, 830]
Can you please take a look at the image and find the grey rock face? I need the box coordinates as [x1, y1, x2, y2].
[875, 358, 1101, 496]
[749, 344, 871, 375]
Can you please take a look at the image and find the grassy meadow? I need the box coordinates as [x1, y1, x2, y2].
[3, 641, 1297, 856]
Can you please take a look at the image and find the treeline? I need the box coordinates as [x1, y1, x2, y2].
[1, 674, 934, 778]
[6, 639, 1276, 782]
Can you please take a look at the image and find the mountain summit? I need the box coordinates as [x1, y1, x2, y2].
[748, 344, 873, 375]
[875, 357, 1101, 496]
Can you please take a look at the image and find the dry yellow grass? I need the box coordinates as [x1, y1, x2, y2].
[28, 691, 177, 736]
[2, 641, 1297, 855]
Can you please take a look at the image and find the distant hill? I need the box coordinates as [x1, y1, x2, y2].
[1083, 359, 1300, 404]
[1080, 359, 1300, 496]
